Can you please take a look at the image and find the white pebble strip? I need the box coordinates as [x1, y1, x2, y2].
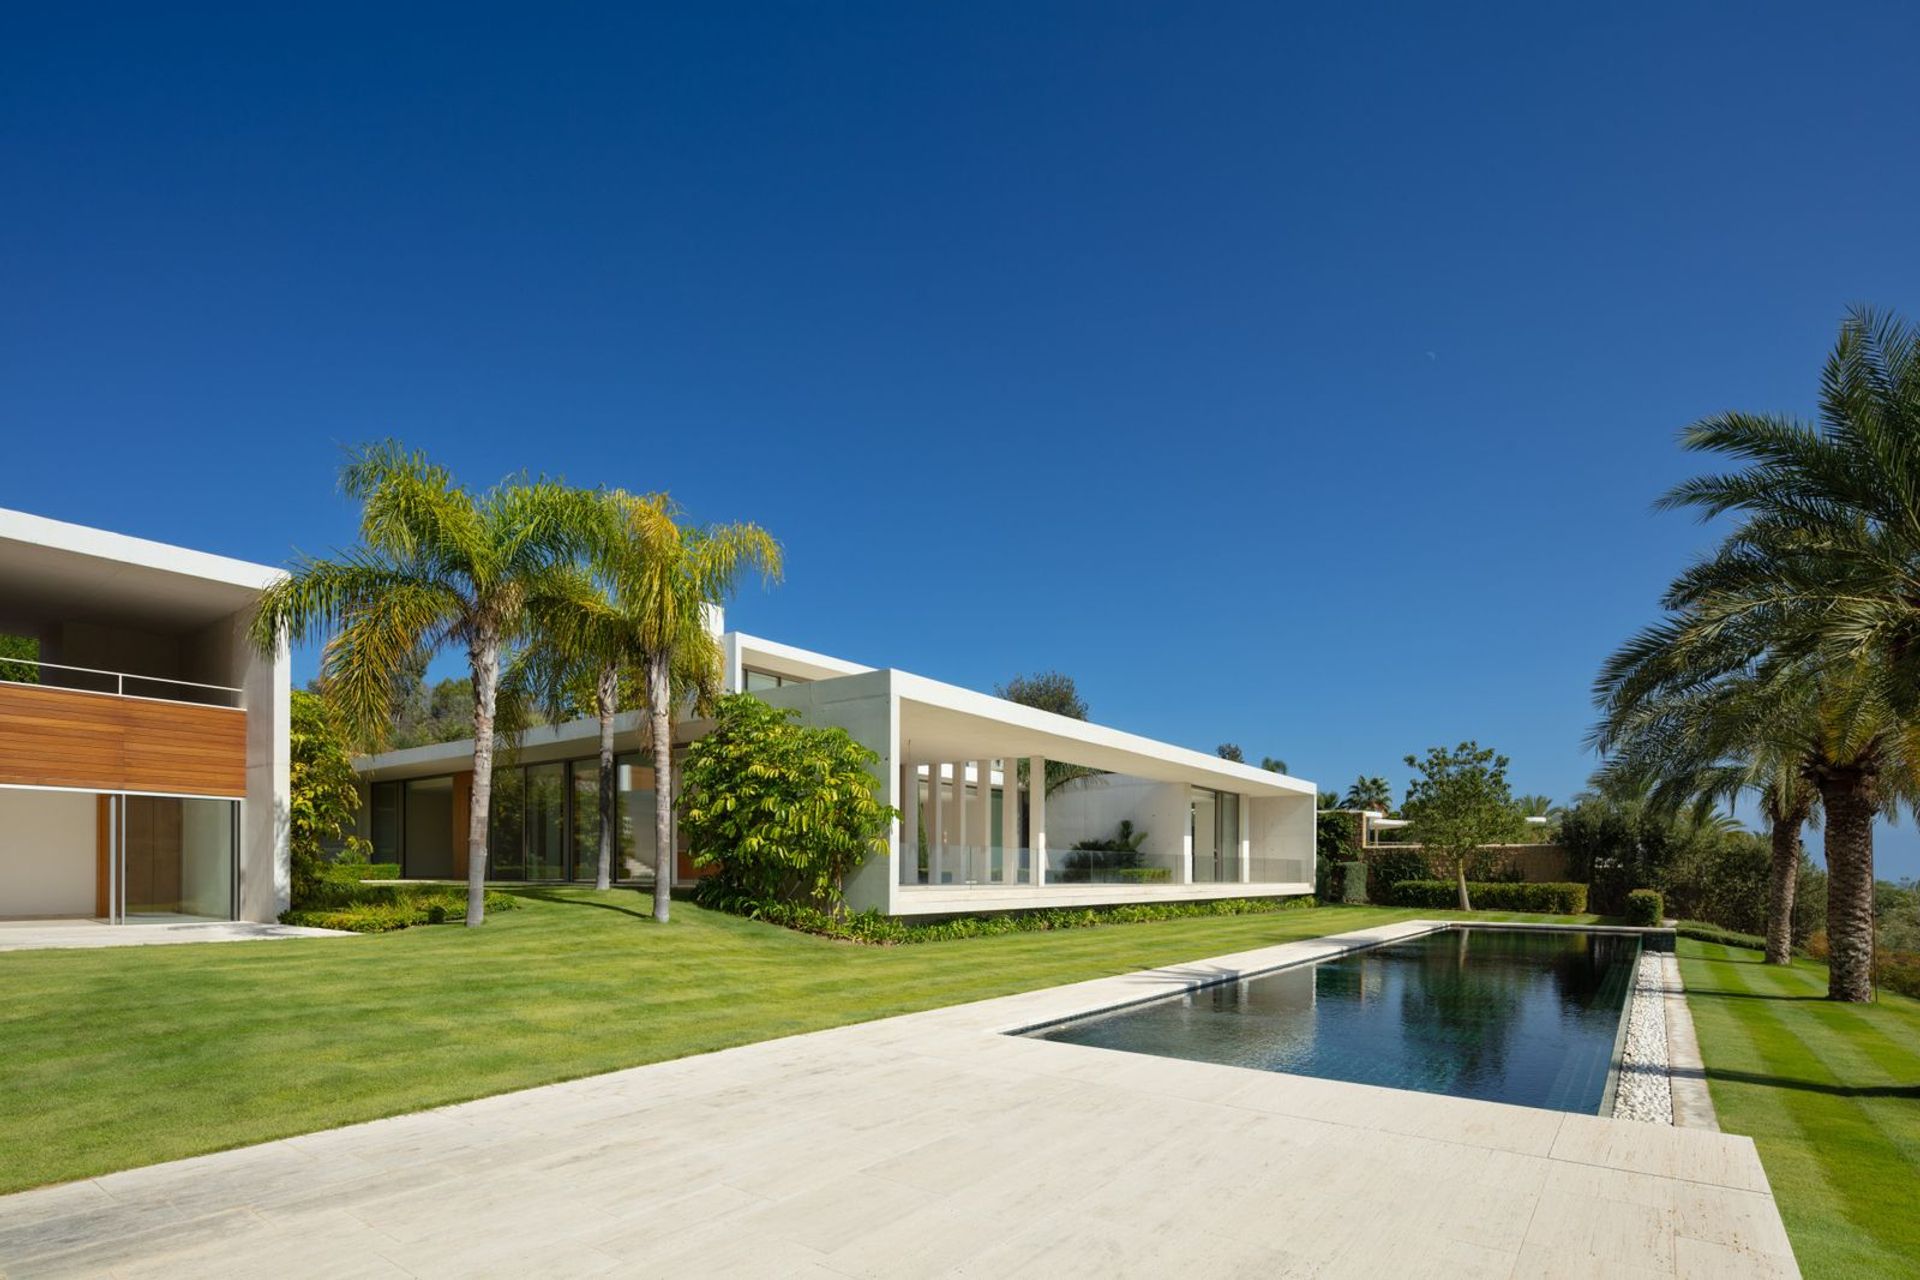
[1612, 949, 1676, 1124]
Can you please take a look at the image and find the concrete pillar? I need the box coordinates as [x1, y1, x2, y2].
[972, 760, 991, 882]
[953, 763, 968, 878]
[1030, 757, 1047, 885]
[999, 761, 1018, 884]
[1182, 788, 1195, 884]
[900, 762, 919, 885]
[930, 763, 945, 884]
[1239, 796, 1252, 883]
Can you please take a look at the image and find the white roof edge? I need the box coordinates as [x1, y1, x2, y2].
[728, 632, 873, 676]
[887, 669, 1317, 797]
[0, 506, 285, 590]
[354, 708, 651, 774]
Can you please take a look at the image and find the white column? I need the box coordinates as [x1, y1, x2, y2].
[900, 762, 920, 885]
[1239, 797, 1252, 883]
[972, 760, 991, 883]
[930, 763, 946, 884]
[953, 762, 969, 880]
[999, 760, 1018, 884]
[1030, 756, 1047, 885]
[1182, 788, 1195, 884]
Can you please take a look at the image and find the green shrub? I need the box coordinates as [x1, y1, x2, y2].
[1674, 920, 1766, 950]
[715, 894, 1316, 945]
[681, 695, 894, 910]
[1365, 848, 1429, 902]
[1624, 889, 1664, 927]
[1389, 880, 1589, 914]
[0, 633, 39, 684]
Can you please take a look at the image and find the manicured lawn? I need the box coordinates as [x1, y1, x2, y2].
[1680, 939, 1920, 1278]
[1, 893, 1584, 1194]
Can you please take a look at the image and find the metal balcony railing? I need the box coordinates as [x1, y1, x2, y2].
[0, 656, 243, 709]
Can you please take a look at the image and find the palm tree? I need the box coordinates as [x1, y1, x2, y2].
[1593, 629, 1819, 965]
[251, 443, 606, 925]
[613, 494, 780, 923]
[1341, 775, 1393, 814]
[1607, 308, 1920, 999]
[1597, 612, 1907, 998]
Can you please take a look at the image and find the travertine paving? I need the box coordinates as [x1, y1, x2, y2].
[0, 919, 349, 952]
[0, 921, 1797, 1278]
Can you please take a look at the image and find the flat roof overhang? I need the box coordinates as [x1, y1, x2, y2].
[0, 507, 282, 633]
[891, 671, 1316, 798]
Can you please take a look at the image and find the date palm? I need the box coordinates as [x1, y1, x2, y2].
[251, 443, 607, 925]
[1593, 628, 1818, 965]
[1596, 610, 1907, 998]
[1341, 775, 1393, 814]
[612, 493, 780, 923]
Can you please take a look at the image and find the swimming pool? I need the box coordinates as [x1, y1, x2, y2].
[1027, 926, 1641, 1113]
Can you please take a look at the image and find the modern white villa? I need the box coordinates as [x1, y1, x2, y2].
[355, 625, 1319, 916]
[0, 508, 290, 926]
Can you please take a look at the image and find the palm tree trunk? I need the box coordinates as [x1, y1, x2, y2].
[1816, 766, 1877, 1002]
[1455, 862, 1472, 912]
[1764, 797, 1809, 966]
[649, 653, 673, 924]
[465, 629, 500, 927]
[595, 664, 617, 892]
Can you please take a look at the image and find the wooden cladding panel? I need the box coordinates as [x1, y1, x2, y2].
[0, 684, 247, 797]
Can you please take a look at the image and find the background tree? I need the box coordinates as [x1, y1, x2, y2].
[252, 442, 605, 925]
[1341, 775, 1394, 814]
[998, 669, 1101, 795]
[1400, 743, 1527, 910]
[1260, 756, 1288, 774]
[1215, 743, 1244, 763]
[287, 689, 371, 905]
[613, 493, 780, 923]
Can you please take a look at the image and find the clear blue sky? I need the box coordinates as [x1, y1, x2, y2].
[5, 4, 1918, 876]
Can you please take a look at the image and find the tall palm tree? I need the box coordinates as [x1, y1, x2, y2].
[613, 494, 780, 923]
[251, 443, 606, 925]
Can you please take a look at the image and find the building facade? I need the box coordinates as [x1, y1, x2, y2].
[0, 509, 290, 925]
[354, 626, 1317, 915]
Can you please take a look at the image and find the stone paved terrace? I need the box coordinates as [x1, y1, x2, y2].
[0, 921, 1797, 1278]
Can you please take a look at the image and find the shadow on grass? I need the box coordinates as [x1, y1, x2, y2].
[506, 887, 661, 921]
[1694, 1065, 1920, 1099]
[1687, 986, 1829, 1003]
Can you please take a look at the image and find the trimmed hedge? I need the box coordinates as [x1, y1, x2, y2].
[1624, 889, 1664, 927]
[283, 866, 518, 932]
[1674, 920, 1766, 950]
[710, 894, 1317, 945]
[1389, 880, 1589, 914]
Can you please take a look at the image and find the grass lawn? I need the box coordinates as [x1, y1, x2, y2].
[1, 892, 1588, 1195]
[1680, 938, 1920, 1278]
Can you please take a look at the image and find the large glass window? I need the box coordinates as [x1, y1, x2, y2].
[616, 753, 659, 880]
[369, 781, 403, 864]
[525, 762, 568, 880]
[122, 795, 236, 920]
[488, 768, 527, 879]
[571, 764, 604, 882]
[403, 777, 455, 878]
[1190, 787, 1242, 884]
[742, 667, 808, 693]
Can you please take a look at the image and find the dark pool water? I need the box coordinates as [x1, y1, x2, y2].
[1029, 927, 1640, 1113]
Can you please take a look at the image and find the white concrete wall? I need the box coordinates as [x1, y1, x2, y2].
[199, 607, 289, 922]
[751, 670, 897, 914]
[0, 787, 96, 917]
[1042, 774, 1189, 866]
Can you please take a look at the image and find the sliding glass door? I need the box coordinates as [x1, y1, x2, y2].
[1190, 787, 1241, 884]
[115, 794, 238, 921]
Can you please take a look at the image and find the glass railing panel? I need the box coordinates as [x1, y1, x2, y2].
[1046, 848, 1182, 885]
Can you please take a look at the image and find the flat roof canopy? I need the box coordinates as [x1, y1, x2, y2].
[893, 671, 1315, 797]
[0, 508, 281, 633]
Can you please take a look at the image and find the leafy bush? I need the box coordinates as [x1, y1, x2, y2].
[0, 633, 39, 684]
[1365, 848, 1429, 903]
[1389, 880, 1589, 914]
[715, 895, 1316, 945]
[290, 691, 372, 905]
[682, 695, 895, 911]
[1624, 889, 1664, 927]
[1675, 921, 1767, 950]
[1060, 820, 1164, 882]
